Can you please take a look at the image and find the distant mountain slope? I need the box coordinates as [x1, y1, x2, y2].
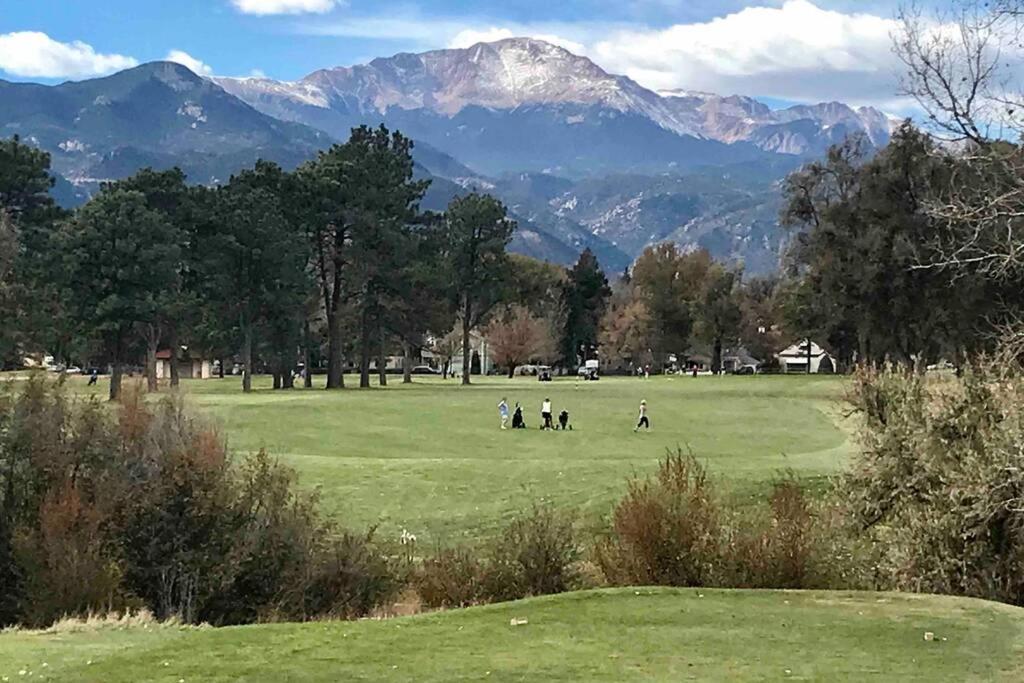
[0, 62, 330, 188]
[660, 91, 894, 156]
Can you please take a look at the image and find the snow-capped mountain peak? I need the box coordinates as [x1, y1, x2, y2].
[212, 37, 890, 156]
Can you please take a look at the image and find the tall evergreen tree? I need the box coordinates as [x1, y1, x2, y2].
[0, 136, 66, 363]
[560, 248, 611, 369]
[0, 212, 19, 369]
[60, 190, 181, 400]
[105, 168, 194, 390]
[442, 194, 515, 385]
[340, 127, 429, 389]
[205, 162, 308, 393]
[300, 126, 428, 389]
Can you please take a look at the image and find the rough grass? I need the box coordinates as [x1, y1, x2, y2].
[49, 373, 851, 544]
[2, 588, 1022, 681]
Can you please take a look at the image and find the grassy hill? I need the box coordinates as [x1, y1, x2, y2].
[62, 374, 851, 544]
[2, 588, 1021, 681]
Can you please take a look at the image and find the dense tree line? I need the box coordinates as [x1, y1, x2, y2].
[780, 124, 1023, 368]
[0, 126, 678, 390]
[6, 116, 1021, 388]
[0, 128, 537, 397]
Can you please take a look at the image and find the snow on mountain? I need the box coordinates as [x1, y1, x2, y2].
[286, 38, 705, 138]
[214, 38, 891, 158]
[658, 90, 892, 155]
[214, 76, 330, 109]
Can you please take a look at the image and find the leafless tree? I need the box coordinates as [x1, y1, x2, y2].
[896, 1, 1024, 276]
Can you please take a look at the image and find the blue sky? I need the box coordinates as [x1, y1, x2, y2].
[0, 1, 923, 108]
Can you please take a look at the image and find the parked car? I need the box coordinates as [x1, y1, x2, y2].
[411, 365, 440, 375]
[732, 365, 757, 375]
[538, 365, 553, 382]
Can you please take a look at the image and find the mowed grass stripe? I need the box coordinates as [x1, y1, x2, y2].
[3, 589, 1022, 682]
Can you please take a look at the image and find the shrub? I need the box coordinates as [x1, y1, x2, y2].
[845, 361, 1024, 604]
[0, 376, 402, 627]
[415, 547, 485, 609]
[415, 504, 581, 608]
[722, 476, 815, 589]
[299, 530, 402, 620]
[483, 503, 581, 601]
[13, 482, 133, 627]
[595, 450, 721, 586]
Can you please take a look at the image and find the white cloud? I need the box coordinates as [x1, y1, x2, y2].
[249, 68, 268, 78]
[165, 50, 214, 76]
[232, 0, 340, 15]
[591, 0, 903, 106]
[448, 27, 516, 48]
[0, 31, 138, 79]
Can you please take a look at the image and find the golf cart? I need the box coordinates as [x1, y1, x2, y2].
[577, 359, 600, 381]
[537, 365, 553, 382]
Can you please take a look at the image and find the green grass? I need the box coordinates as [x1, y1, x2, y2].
[55, 373, 851, 543]
[2, 588, 1021, 681]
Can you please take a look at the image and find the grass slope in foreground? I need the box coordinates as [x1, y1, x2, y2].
[67, 374, 848, 543]
[2, 589, 1021, 681]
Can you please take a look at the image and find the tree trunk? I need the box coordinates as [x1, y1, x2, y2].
[806, 337, 812, 375]
[712, 337, 723, 375]
[402, 341, 413, 384]
[359, 309, 371, 389]
[283, 369, 295, 389]
[507, 364, 516, 379]
[325, 309, 344, 390]
[109, 331, 124, 402]
[273, 372, 282, 390]
[378, 324, 387, 387]
[168, 326, 180, 389]
[303, 319, 313, 388]
[109, 360, 123, 402]
[145, 323, 159, 393]
[218, 356, 225, 379]
[461, 298, 472, 386]
[242, 326, 253, 393]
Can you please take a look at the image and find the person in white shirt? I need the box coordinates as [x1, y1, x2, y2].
[541, 398, 554, 430]
[634, 400, 650, 432]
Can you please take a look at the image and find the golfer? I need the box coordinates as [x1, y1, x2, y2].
[541, 398, 554, 430]
[634, 400, 650, 432]
[498, 397, 510, 430]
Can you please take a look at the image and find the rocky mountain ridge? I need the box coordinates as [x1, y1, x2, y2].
[215, 38, 893, 158]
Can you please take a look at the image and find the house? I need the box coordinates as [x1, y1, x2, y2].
[682, 348, 712, 372]
[461, 329, 494, 375]
[155, 349, 213, 380]
[681, 346, 761, 374]
[776, 340, 835, 374]
[722, 347, 761, 373]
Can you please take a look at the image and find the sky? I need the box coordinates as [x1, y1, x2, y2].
[0, 0, 936, 110]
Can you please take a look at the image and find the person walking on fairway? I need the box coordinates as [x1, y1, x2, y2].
[498, 397, 510, 430]
[634, 400, 650, 432]
[541, 398, 554, 430]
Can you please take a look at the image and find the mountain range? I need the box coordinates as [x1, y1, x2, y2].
[0, 37, 897, 273]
